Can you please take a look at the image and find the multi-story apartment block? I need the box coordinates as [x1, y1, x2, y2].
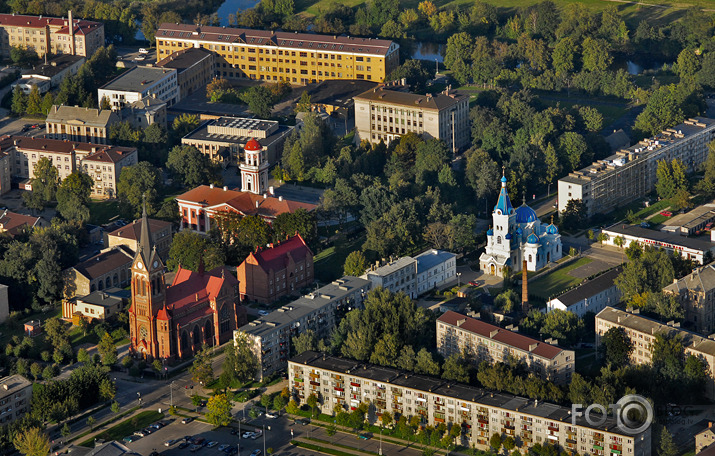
[437, 311, 575, 384]
[181, 117, 293, 166]
[13, 54, 85, 94]
[0, 12, 104, 59]
[602, 223, 715, 264]
[664, 265, 715, 334]
[596, 306, 715, 398]
[235, 276, 371, 380]
[155, 24, 399, 85]
[415, 249, 457, 294]
[0, 150, 11, 196]
[105, 217, 172, 260]
[547, 267, 622, 317]
[98, 66, 179, 110]
[0, 375, 32, 425]
[289, 351, 651, 455]
[362, 257, 417, 299]
[559, 117, 715, 217]
[0, 136, 137, 198]
[236, 234, 314, 304]
[353, 84, 469, 152]
[46, 105, 120, 144]
[156, 47, 215, 99]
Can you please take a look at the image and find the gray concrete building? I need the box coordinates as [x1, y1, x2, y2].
[0, 375, 32, 425]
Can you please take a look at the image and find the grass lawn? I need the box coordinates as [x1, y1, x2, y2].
[648, 214, 669, 225]
[537, 96, 629, 128]
[575, 348, 600, 377]
[530, 257, 593, 299]
[0, 307, 61, 347]
[80, 410, 164, 447]
[314, 233, 366, 282]
[88, 199, 120, 226]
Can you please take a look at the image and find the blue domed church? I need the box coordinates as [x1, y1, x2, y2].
[479, 174, 562, 277]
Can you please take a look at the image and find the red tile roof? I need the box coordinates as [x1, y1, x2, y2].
[166, 265, 238, 312]
[437, 311, 564, 360]
[83, 147, 137, 164]
[72, 246, 133, 280]
[245, 234, 312, 273]
[0, 210, 40, 236]
[245, 138, 261, 151]
[107, 218, 171, 241]
[0, 135, 136, 157]
[0, 14, 102, 35]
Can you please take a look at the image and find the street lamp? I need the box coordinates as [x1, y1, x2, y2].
[457, 272, 462, 287]
[170, 381, 175, 408]
[262, 425, 266, 456]
[379, 425, 383, 456]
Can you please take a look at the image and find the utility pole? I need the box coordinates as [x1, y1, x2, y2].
[263, 425, 266, 456]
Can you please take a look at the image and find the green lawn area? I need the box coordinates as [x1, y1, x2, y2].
[314, 233, 366, 282]
[0, 307, 61, 347]
[537, 96, 629, 128]
[648, 214, 669, 225]
[80, 411, 164, 447]
[88, 199, 120, 226]
[530, 257, 593, 299]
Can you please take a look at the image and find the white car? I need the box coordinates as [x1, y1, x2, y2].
[135, 55, 146, 61]
[265, 413, 277, 419]
[241, 432, 254, 439]
[139, 48, 149, 54]
[251, 430, 262, 440]
[165, 439, 178, 447]
[207, 442, 218, 448]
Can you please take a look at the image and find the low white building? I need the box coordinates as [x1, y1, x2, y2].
[602, 224, 715, 264]
[361, 256, 417, 298]
[546, 267, 622, 317]
[98, 66, 178, 110]
[415, 249, 457, 295]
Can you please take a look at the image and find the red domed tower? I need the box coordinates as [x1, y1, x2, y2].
[240, 138, 269, 195]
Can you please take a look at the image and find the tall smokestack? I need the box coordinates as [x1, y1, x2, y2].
[522, 259, 529, 314]
[68, 10, 75, 55]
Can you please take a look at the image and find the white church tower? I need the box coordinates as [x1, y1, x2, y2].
[240, 138, 269, 195]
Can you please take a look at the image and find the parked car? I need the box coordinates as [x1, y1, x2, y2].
[165, 439, 179, 447]
[358, 434, 371, 440]
[660, 211, 673, 217]
[230, 429, 238, 436]
[640, 221, 651, 228]
[123, 436, 139, 443]
[135, 55, 146, 61]
[134, 430, 148, 437]
[190, 445, 202, 452]
[182, 417, 194, 424]
[250, 450, 262, 456]
[218, 445, 230, 452]
[224, 448, 237, 455]
[251, 430, 262, 440]
[468, 280, 479, 287]
[142, 428, 154, 435]
[295, 418, 309, 425]
[149, 452, 159, 456]
[195, 438, 206, 446]
[265, 413, 277, 419]
[178, 442, 190, 449]
[258, 310, 269, 316]
[139, 48, 149, 54]
[184, 436, 195, 443]
[207, 442, 218, 448]
[241, 432, 255, 439]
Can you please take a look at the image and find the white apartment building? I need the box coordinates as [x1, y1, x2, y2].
[361, 257, 417, 298]
[547, 268, 622, 317]
[289, 351, 651, 455]
[596, 306, 715, 399]
[602, 224, 715, 264]
[353, 84, 469, 152]
[98, 66, 179, 110]
[235, 276, 371, 380]
[415, 249, 457, 295]
[437, 311, 575, 384]
[559, 117, 715, 217]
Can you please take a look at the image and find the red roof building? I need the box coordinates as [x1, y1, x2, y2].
[436, 311, 575, 384]
[0, 210, 42, 237]
[237, 234, 314, 304]
[128, 204, 247, 362]
[175, 184, 317, 234]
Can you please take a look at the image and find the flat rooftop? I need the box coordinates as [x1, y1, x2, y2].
[604, 223, 715, 252]
[662, 202, 715, 231]
[366, 256, 416, 277]
[354, 85, 466, 111]
[100, 66, 176, 92]
[415, 249, 456, 273]
[183, 121, 291, 147]
[26, 54, 84, 78]
[156, 47, 213, 71]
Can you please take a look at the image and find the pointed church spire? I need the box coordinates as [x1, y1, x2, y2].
[139, 194, 153, 264]
[494, 168, 513, 214]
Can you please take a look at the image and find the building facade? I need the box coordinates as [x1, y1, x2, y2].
[353, 84, 469, 152]
[240, 138, 269, 195]
[559, 117, 715, 217]
[155, 23, 399, 85]
[602, 224, 715, 264]
[236, 234, 314, 304]
[181, 117, 293, 167]
[480, 174, 562, 277]
[362, 257, 417, 299]
[120, 96, 167, 129]
[14, 54, 85, 94]
[105, 218, 172, 261]
[0, 210, 42, 236]
[128, 206, 246, 361]
[437, 311, 575, 384]
[0, 375, 32, 425]
[546, 268, 622, 317]
[235, 277, 370, 379]
[80, 146, 138, 198]
[63, 288, 130, 321]
[156, 47, 215, 99]
[596, 306, 715, 398]
[664, 265, 715, 334]
[46, 105, 120, 144]
[0, 12, 104, 58]
[63, 246, 134, 299]
[415, 249, 457, 295]
[176, 184, 317, 233]
[289, 351, 651, 455]
[98, 66, 178, 110]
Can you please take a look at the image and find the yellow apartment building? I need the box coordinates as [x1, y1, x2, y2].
[155, 23, 399, 85]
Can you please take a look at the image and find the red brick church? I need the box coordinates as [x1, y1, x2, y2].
[128, 206, 246, 361]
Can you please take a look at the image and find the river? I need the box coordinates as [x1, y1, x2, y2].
[217, 0, 261, 25]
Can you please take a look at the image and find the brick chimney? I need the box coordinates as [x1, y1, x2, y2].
[522, 259, 529, 314]
[68, 10, 75, 55]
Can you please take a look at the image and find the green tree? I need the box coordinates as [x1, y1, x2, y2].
[111, 401, 120, 413]
[240, 86, 274, 118]
[167, 145, 220, 188]
[495, 289, 519, 313]
[172, 113, 201, 138]
[388, 59, 435, 92]
[581, 37, 612, 72]
[343, 251, 368, 277]
[13, 428, 50, 456]
[292, 330, 317, 355]
[558, 131, 591, 172]
[97, 332, 118, 366]
[489, 433, 502, 451]
[87, 416, 96, 431]
[30, 362, 42, 380]
[306, 393, 318, 417]
[676, 48, 700, 81]
[23, 157, 59, 211]
[189, 345, 214, 386]
[552, 37, 577, 77]
[560, 199, 587, 231]
[41, 92, 54, 116]
[117, 162, 162, 218]
[600, 327, 633, 366]
[414, 348, 440, 376]
[441, 354, 470, 383]
[295, 91, 312, 113]
[273, 394, 286, 413]
[206, 393, 233, 426]
[658, 426, 677, 456]
[272, 209, 317, 245]
[61, 423, 71, 438]
[11, 85, 27, 116]
[656, 159, 688, 199]
[25, 85, 42, 116]
[166, 230, 225, 272]
[465, 148, 500, 212]
[56, 171, 93, 222]
[228, 332, 259, 383]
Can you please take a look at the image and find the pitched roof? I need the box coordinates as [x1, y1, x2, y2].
[71, 246, 133, 280]
[437, 311, 565, 360]
[415, 249, 456, 273]
[46, 105, 118, 127]
[157, 23, 397, 57]
[156, 47, 214, 72]
[665, 264, 715, 294]
[0, 14, 102, 35]
[354, 85, 466, 111]
[83, 147, 136, 164]
[550, 267, 622, 307]
[166, 265, 238, 313]
[245, 234, 313, 273]
[0, 135, 136, 157]
[0, 210, 40, 236]
[107, 218, 171, 242]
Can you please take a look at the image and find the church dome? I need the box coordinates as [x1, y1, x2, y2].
[516, 227, 523, 236]
[505, 233, 512, 240]
[486, 228, 493, 236]
[244, 138, 262, 151]
[515, 204, 538, 223]
[526, 232, 539, 244]
[547, 224, 559, 235]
